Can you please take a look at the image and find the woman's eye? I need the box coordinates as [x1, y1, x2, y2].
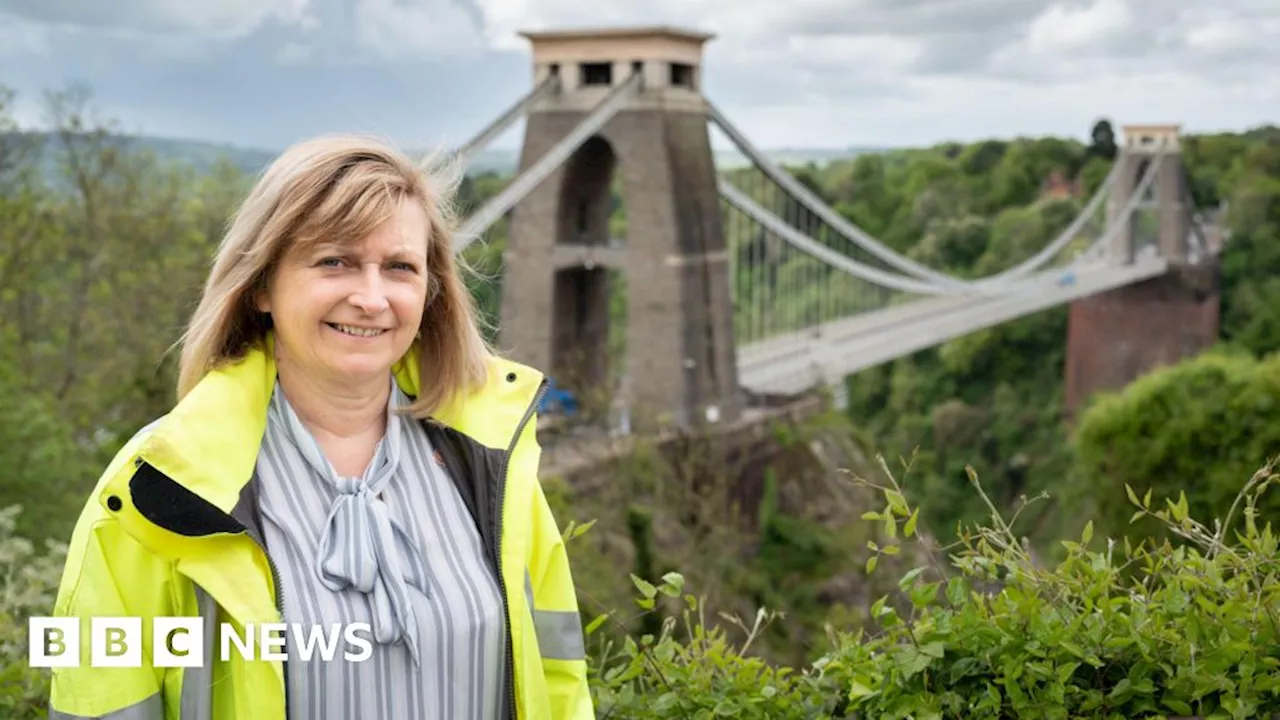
[318, 257, 343, 267]
[390, 262, 417, 272]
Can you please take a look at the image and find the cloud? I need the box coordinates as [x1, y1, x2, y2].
[0, 0, 486, 61]
[1, 0, 308, 37]
[1178, 3, 1280, 73]
[472, 0, 792, 53]
[987, 0, 1280, 83]
[986, 0, 1141, 80]
[786, 33, 923, 74]
[1023, 0, 1133, 53]
[0, 0, 1275, 151]
[350, 0, 485, 59]
[0, 12, 50, 56]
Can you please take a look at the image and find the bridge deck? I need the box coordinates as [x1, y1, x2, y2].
[737, 258, 1168, 395]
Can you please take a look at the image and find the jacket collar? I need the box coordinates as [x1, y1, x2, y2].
[97, 335, 544, 597]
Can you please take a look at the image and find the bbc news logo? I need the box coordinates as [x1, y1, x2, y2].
[29, 617, 374, 667]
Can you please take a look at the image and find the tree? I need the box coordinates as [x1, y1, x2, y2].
[1073, 350, 1280, 542]
[1088, 118, 1117, 160]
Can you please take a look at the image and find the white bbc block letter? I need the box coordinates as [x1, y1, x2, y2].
[92, 617, 142, 667]
[29, 617, 79, 668]
[221, 623, 254, 661]
[154, 617, 203, 668]
[259, 623, 288, 661]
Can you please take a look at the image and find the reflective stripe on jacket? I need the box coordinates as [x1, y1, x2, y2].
[47, 340, 593, 720]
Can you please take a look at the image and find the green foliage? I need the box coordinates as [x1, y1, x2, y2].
[740, 470, 840, 634]
[584, 461, 1280, 719]
[0, 358, 105, 539]
[1088, 119, 1118, 161]
[0, 506, 66, 718]
[825, 460, 1280, 719]
[1074, 350, 1280, 542]
[832, 120, 1280, 556]
[1220, 151, 1280, 356]
[0, 85, 264, 541]
[587, 572, 845, 718]
[627, 506, 663, 639]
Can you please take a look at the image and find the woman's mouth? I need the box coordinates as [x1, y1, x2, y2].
[326, 323, 388, 338]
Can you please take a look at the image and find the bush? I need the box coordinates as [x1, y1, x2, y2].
[1074, 350, 1280, 543]
[586, 458, 1280, 719]
[0, 505, 66, 718]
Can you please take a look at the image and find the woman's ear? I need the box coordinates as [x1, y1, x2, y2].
[253, 272, 272, 313]
[426, 275, 441, 307]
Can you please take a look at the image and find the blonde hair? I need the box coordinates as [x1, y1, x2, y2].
[176, 133, 492, 417]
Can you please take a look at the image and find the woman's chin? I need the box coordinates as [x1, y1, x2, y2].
[324, 353, 399, 382]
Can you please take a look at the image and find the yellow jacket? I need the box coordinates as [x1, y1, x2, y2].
[47, 340, 593, 719]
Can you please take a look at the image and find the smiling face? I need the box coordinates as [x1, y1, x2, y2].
[256, 196, 430, 387]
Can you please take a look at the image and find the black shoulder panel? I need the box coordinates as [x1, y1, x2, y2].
[127, 461, 243, 537]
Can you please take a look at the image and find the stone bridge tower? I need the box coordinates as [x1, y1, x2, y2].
[498, 26, 741, 430]
[1064, 124, 1221, 416]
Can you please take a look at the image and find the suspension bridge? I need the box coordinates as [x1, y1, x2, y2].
[443, 26, 1219, 433]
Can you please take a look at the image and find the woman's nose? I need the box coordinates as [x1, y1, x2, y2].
[348, 264, 389, 313]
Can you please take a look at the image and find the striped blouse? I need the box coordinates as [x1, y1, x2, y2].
[255, 378, 507, 720]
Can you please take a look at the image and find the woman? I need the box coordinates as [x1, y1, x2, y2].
[47, 135, 593, 720]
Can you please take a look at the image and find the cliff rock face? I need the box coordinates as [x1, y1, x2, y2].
[540, 398, 932, 665]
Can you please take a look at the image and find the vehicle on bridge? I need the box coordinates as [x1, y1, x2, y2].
[538, 377, 579, 416]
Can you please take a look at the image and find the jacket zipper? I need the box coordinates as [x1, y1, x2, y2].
[218, 493, 285, 616]
[496, 377, 550, 720]
[233, 515, 289, 710]
[247, 530, 286, 616]
[261, 538, 288, 707]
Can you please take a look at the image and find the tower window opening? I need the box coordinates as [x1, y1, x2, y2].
[580, 63, 612, 86]
[670, 63, 694, 88]
[549, 62, 560, 76]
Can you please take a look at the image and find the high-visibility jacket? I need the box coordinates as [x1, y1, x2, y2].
[47, 340, 593, 720]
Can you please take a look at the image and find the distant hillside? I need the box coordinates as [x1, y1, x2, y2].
[461, 147, 882, 175]
[459, 147, 881, 175]
[8, 132, 278, 183]
[125, 135, 277, 175]
[12, 131, 884, 181]
[713, 147, 884, 169]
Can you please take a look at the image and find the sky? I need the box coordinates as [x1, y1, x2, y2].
[0, 0, 1276, 152]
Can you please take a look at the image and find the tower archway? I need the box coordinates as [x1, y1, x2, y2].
[557, 135, 619, 248]
[550, 135, 627, 424]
